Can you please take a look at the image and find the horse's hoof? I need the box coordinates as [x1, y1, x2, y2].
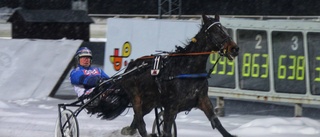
[120, 126, 137, 135]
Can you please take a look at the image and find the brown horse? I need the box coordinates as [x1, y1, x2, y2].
[115, 14, 239, 137]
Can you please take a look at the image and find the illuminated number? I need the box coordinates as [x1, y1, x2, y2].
[278, 55, 287, 79]
[251, 53, 260, 77]
[210, 54, 234, 75]
[242, 53, 268, 78]
[277, 55, 305, 80]
[315, 56, 320, 82]
[218, 57, 226, 75]
[287, 55, 296, 80]
[255, 34, 262, 49]
[296, 56, 305, 80]
[242, 53, 251, 77]
[261, 54, 269, 78]
[291, 36, 299, 50]
[227, 58, 234, 75]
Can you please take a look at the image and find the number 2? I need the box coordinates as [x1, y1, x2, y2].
[255, 34, 262, 49]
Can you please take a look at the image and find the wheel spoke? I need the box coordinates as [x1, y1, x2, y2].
[55, 109, 79, 137]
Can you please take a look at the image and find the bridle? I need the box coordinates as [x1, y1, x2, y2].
[205, 21, 220, 32]
[198, 21, 233, 77]
[205, 21, 232, 57]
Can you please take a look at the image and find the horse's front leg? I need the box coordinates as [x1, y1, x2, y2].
[198, 96, 236, 137]
[162, 109, 177, 137]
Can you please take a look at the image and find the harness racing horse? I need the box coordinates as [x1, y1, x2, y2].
[118, 14, 239, 137]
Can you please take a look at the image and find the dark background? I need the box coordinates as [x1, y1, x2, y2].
[1, 0, 320, 15]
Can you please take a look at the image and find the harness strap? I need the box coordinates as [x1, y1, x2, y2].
[169, 73, 208, 80]
[151, 56, 161, 76]
[167, 55, 222, 80]
[207, 56, 221, 78]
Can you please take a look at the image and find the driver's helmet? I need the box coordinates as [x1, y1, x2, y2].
[76, 47, 92, 59]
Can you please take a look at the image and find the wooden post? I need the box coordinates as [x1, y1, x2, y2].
[294, 103, 303, 117]
[215, 97, 225, 117]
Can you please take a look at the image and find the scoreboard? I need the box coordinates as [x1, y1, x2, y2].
[207, 18, 320, 99]
[272, 31, 305, 94]
[307, 32, 320, 95]
[237, 30, 269, 91]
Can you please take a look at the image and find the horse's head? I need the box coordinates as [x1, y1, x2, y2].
[202, 14, 239, 60]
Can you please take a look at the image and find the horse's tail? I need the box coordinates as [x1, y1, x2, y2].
[86, 82, 130, 120]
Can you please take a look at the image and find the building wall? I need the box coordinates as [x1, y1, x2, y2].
[12, 22, 90, 41]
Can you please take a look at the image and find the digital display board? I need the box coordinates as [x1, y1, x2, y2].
[208, 29, 235, 88]
[272, 31, 306, 94]
[307, 32, 320, 95]
[237, 30, 269, 91]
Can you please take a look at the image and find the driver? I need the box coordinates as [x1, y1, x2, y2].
[70, 47, 110, 98]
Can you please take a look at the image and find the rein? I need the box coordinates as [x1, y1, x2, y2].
[137, 51, 217, 60]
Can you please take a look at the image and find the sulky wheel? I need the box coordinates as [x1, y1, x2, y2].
[152, 108, 177, 137]
[55, 109, 79, 137]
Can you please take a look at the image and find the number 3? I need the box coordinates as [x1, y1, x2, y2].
[291, 36, 298, 50]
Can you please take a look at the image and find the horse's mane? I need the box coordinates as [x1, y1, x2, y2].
[174, 23, 206, 53]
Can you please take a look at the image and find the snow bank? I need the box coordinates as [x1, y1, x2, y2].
[231, 117, 320, 136]
[0, 39, 82, 100]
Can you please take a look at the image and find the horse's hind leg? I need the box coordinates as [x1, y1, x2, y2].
[121, 116, 138, 135]
[131, 95, 149, 137]
[198, 96, 236, 137]
[121, 95, 148, 136]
